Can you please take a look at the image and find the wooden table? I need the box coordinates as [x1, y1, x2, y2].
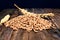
[0, 9, 60, 40]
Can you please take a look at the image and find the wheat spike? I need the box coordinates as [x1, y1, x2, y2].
[14, 4, 54, 18]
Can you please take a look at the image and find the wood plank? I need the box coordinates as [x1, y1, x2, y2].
[1, 27, 13, 40]
[10, 30, 19, 40]
[51, 13, 60, 29]
[10, 29, 29, 40]
[29, 31, 48, 40]
[29, 30, 60, 40]
[15, 29, 28, 40]
[45, 29, 60, 40]
[0, 26, 6, 40]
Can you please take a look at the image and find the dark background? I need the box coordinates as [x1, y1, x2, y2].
[0, 0, 60, 11]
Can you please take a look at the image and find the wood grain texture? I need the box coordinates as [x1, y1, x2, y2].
[51, 13, 60, 29]
[0, 9, 60, 40]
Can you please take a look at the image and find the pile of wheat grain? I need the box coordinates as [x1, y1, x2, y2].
[4, 15, 53, 32]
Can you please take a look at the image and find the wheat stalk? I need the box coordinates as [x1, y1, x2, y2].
[14, 4, 54, 18]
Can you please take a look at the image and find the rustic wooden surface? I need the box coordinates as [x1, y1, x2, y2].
[0, 9, 60, 40]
